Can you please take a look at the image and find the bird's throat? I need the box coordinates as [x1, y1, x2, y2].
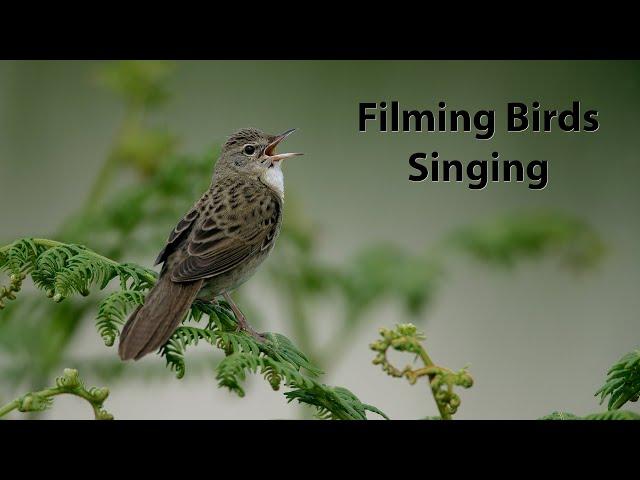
[261, 163, 285, 199]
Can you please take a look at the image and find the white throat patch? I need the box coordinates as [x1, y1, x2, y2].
[261, 163, 284, 198]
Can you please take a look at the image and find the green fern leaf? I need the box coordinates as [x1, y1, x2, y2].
[595, 349, 640, 410]
[584, 410, 640, 420]
[161, 326, 217, 379]
[0, 239, 46, 276]
[1, 237, 386, 420]
[539, 411, 582, 420]
[96, 290, 146, 346]
[286, 385, 388, 420]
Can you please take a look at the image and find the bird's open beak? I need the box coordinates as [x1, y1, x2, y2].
[265, 128, 303, 162]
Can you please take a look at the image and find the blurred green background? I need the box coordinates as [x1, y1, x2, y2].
[0, 60, 639, 419]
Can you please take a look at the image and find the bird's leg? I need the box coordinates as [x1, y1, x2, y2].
[200, 298, 219, 306]
[222, 292, 266, 342]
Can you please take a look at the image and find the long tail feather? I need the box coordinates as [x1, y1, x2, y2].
[118, 275, 203, 360]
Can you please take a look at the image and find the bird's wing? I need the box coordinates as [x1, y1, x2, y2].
[154, 202, 202, 266]
[169, 177, 282, 282]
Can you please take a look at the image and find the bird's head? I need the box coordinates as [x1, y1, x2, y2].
[216, 128, 302, 180]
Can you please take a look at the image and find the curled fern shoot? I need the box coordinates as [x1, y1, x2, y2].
[595, 349, 640, 410]
[0, 272, 25, 310]
[370, 323, 473, 420]
[0, 368, 113, 420]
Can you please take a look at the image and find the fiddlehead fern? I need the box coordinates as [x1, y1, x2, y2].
[370, 323, 473, 419]
[0, 368, 113, 420]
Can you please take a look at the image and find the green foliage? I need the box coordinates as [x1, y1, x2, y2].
[584, 410, 640, 420]
[0, 61, 616, 420]
[0, 237, 386, 420]
[270, 207, 606, 383]
[286, 386, 388, 420]
[96, 290, 147, 347]
[156, 299, 385, 419]
[0, 61, 189, 396]
[449, 211, 604, 271]
[370, 323, 473, 419]
[0, 368, 113, 420]
[595, 349, 640, 410]
[339, 246, 443, 317]
[63, 151, 214, 259]
[95, 60, 174, 109]
[538, 348, 640, 420]
[0, 239, 156, 307]
[0, 272, 25, 310]
[540, 410, 640, 420]
[539, 411, 582, 420]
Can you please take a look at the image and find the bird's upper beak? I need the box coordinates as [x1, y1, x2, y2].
[265, 128, 303, 162]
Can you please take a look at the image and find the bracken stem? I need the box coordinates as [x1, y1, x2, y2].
[0, 368, 113, 420]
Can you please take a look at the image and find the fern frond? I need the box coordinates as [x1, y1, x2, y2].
[96, 290, 146, 346]
[0, 238, 46, 276]
[0, 238, 156, 307]
[214, 351, 386, 419]
[539, 411, 582, 420]
[160, 326, 217, 379]
[216, 352, 316, 397]
[595, 349, 640, 410]
[286, 385, 389, 420]
[116, 262, 157, 290]
[48, 249, 117, 297]
[540, 410, 640, 420]
[260, 332, 323, 377]
[156, 302, 383, 419]
[1, 237, 385, 420]
[584, 410, 640, 420]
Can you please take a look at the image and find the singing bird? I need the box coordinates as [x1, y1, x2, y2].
[118, 128, 302, 360]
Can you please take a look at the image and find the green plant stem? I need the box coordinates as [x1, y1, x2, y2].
[0, 371, 112, 420]
[415, 345, 451, 420]
[0, 400, 21, 417]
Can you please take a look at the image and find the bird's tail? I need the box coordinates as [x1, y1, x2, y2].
[118, 274, 204, 360]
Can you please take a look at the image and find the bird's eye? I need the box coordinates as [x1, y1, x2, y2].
[243, 144, 256, 156]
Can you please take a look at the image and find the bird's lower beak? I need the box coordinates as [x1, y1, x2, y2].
[265, 128, 303, 162]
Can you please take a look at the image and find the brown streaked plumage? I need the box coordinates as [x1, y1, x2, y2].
[118, 128, 302, 360]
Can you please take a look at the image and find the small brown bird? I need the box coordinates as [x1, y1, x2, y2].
[118, 128, 302, 360]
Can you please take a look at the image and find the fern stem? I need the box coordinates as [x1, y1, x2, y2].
[0, 399, 20, 417]
[415, 344, 451, 420]
[0, 368, 113, 420]
[0, 386, 102, 419]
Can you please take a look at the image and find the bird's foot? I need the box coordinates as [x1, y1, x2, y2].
[234, 316, 267, 343]
[239, 324, 267, 342]
[223, 292, 267, 343]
